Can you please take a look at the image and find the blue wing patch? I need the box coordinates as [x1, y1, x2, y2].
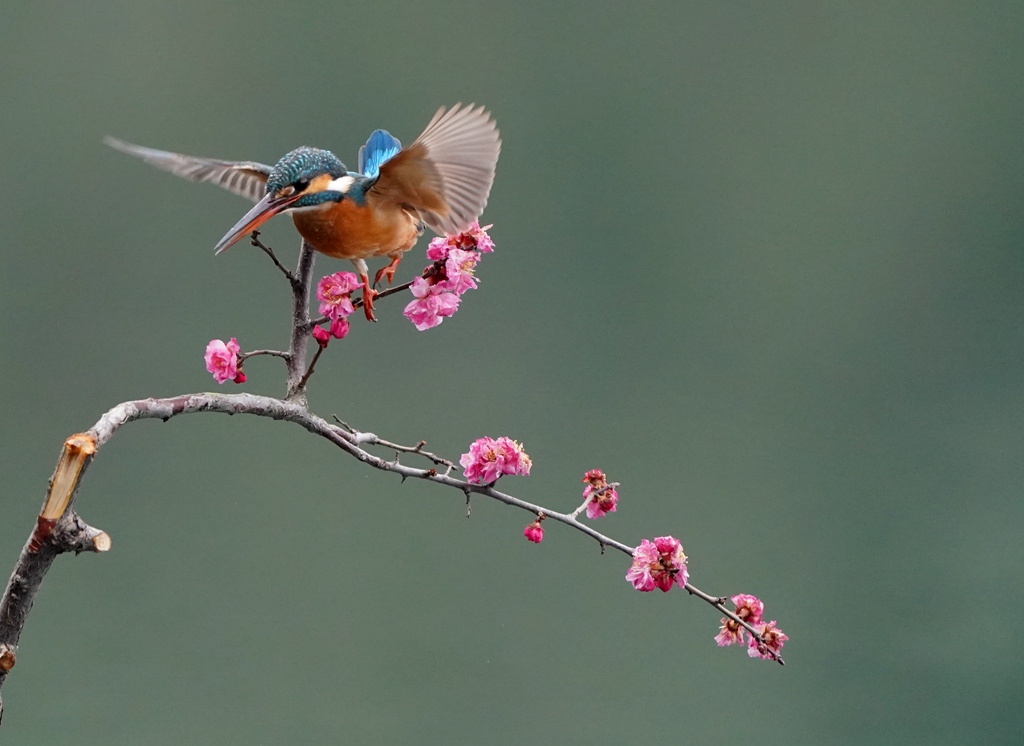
[358, 129, 402, 178]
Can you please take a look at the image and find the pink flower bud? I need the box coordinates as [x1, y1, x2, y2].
[232, 370, 247, 384]
[523, 520, 544, 543]
[311, 325, 330, 348]
[330, 316, 350, 339]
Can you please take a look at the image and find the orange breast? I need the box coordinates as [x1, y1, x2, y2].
[291, 199, 420, 261]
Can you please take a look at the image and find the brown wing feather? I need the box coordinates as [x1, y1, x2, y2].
[104, 137, 271, 203]
[370, 104, 501, 236]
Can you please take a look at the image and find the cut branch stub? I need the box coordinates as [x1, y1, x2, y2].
[29, 434, 97, 553]
[41, 434, 96, 520]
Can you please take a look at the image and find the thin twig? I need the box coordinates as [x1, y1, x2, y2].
[250, 231, 297, 286]
[336, 421, 457, 473]
[295, 345, 324, 390]
[238, 349, 290, 363]
[331, 415, 354, 433]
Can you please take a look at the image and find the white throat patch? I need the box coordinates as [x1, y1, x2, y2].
[326, 175, 355, 194]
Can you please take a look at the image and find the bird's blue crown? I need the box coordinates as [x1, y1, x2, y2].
[267, 147, 347, 193]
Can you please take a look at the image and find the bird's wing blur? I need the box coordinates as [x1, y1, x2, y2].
[104, 137, 271, 203]
[369, 104, 501, 236]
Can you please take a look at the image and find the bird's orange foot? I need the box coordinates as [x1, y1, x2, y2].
[360, 275, 378, 322]
[373, 256, 403, 288]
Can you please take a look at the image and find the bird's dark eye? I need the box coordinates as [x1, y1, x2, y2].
[294, 178, 310, 192]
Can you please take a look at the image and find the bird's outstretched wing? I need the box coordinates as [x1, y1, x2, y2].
[104, 137, 272, 203]
[369, 104, 501, 236]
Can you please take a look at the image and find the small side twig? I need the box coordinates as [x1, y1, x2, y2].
[333, 418, 457, 474]
[238, 349, 290, 363]
[295, 345, 324, 390]
[250, 231, 297, 286]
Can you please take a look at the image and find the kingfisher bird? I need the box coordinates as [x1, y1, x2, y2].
[106, 104, 500, 320]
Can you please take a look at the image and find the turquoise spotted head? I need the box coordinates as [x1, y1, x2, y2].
[213, 147, 350, 255]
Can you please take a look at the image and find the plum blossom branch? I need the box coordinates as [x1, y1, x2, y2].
[0, 390, 781, 722]
[2, 222, 785, 727]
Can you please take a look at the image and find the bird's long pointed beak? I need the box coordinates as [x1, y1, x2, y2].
[213, 192, 302, 255]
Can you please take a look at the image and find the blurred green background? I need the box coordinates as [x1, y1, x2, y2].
[2, 1, 1022, 743]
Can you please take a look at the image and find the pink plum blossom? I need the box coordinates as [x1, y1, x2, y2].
[732, 594, 764, 626]
[523, 520, 544, 543]
[715, 619, 744, 647]
[581, 469, 618, 519]
[460, 436, 532, 485]
[457, 222, 495, 253]
[425, 222, 495, 261]
[205, 338, 241, 384]
[403, 276, 461, 331]
[626, 536, 689, 592]
[714, 595, 764, 647]
[317, 272, 360, 320]
[426, 235, 452, 262]
[747, 621, 788, 660]
[461, 437, 502, 484]
[494, 436, 532, 476]
[586, 487, 618, 519]
[444, 249, 481, 294]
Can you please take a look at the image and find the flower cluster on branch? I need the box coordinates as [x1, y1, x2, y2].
[312, 271, 360, 344]
[404, 222, 494, 330]
[715, 594, 788, 660]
